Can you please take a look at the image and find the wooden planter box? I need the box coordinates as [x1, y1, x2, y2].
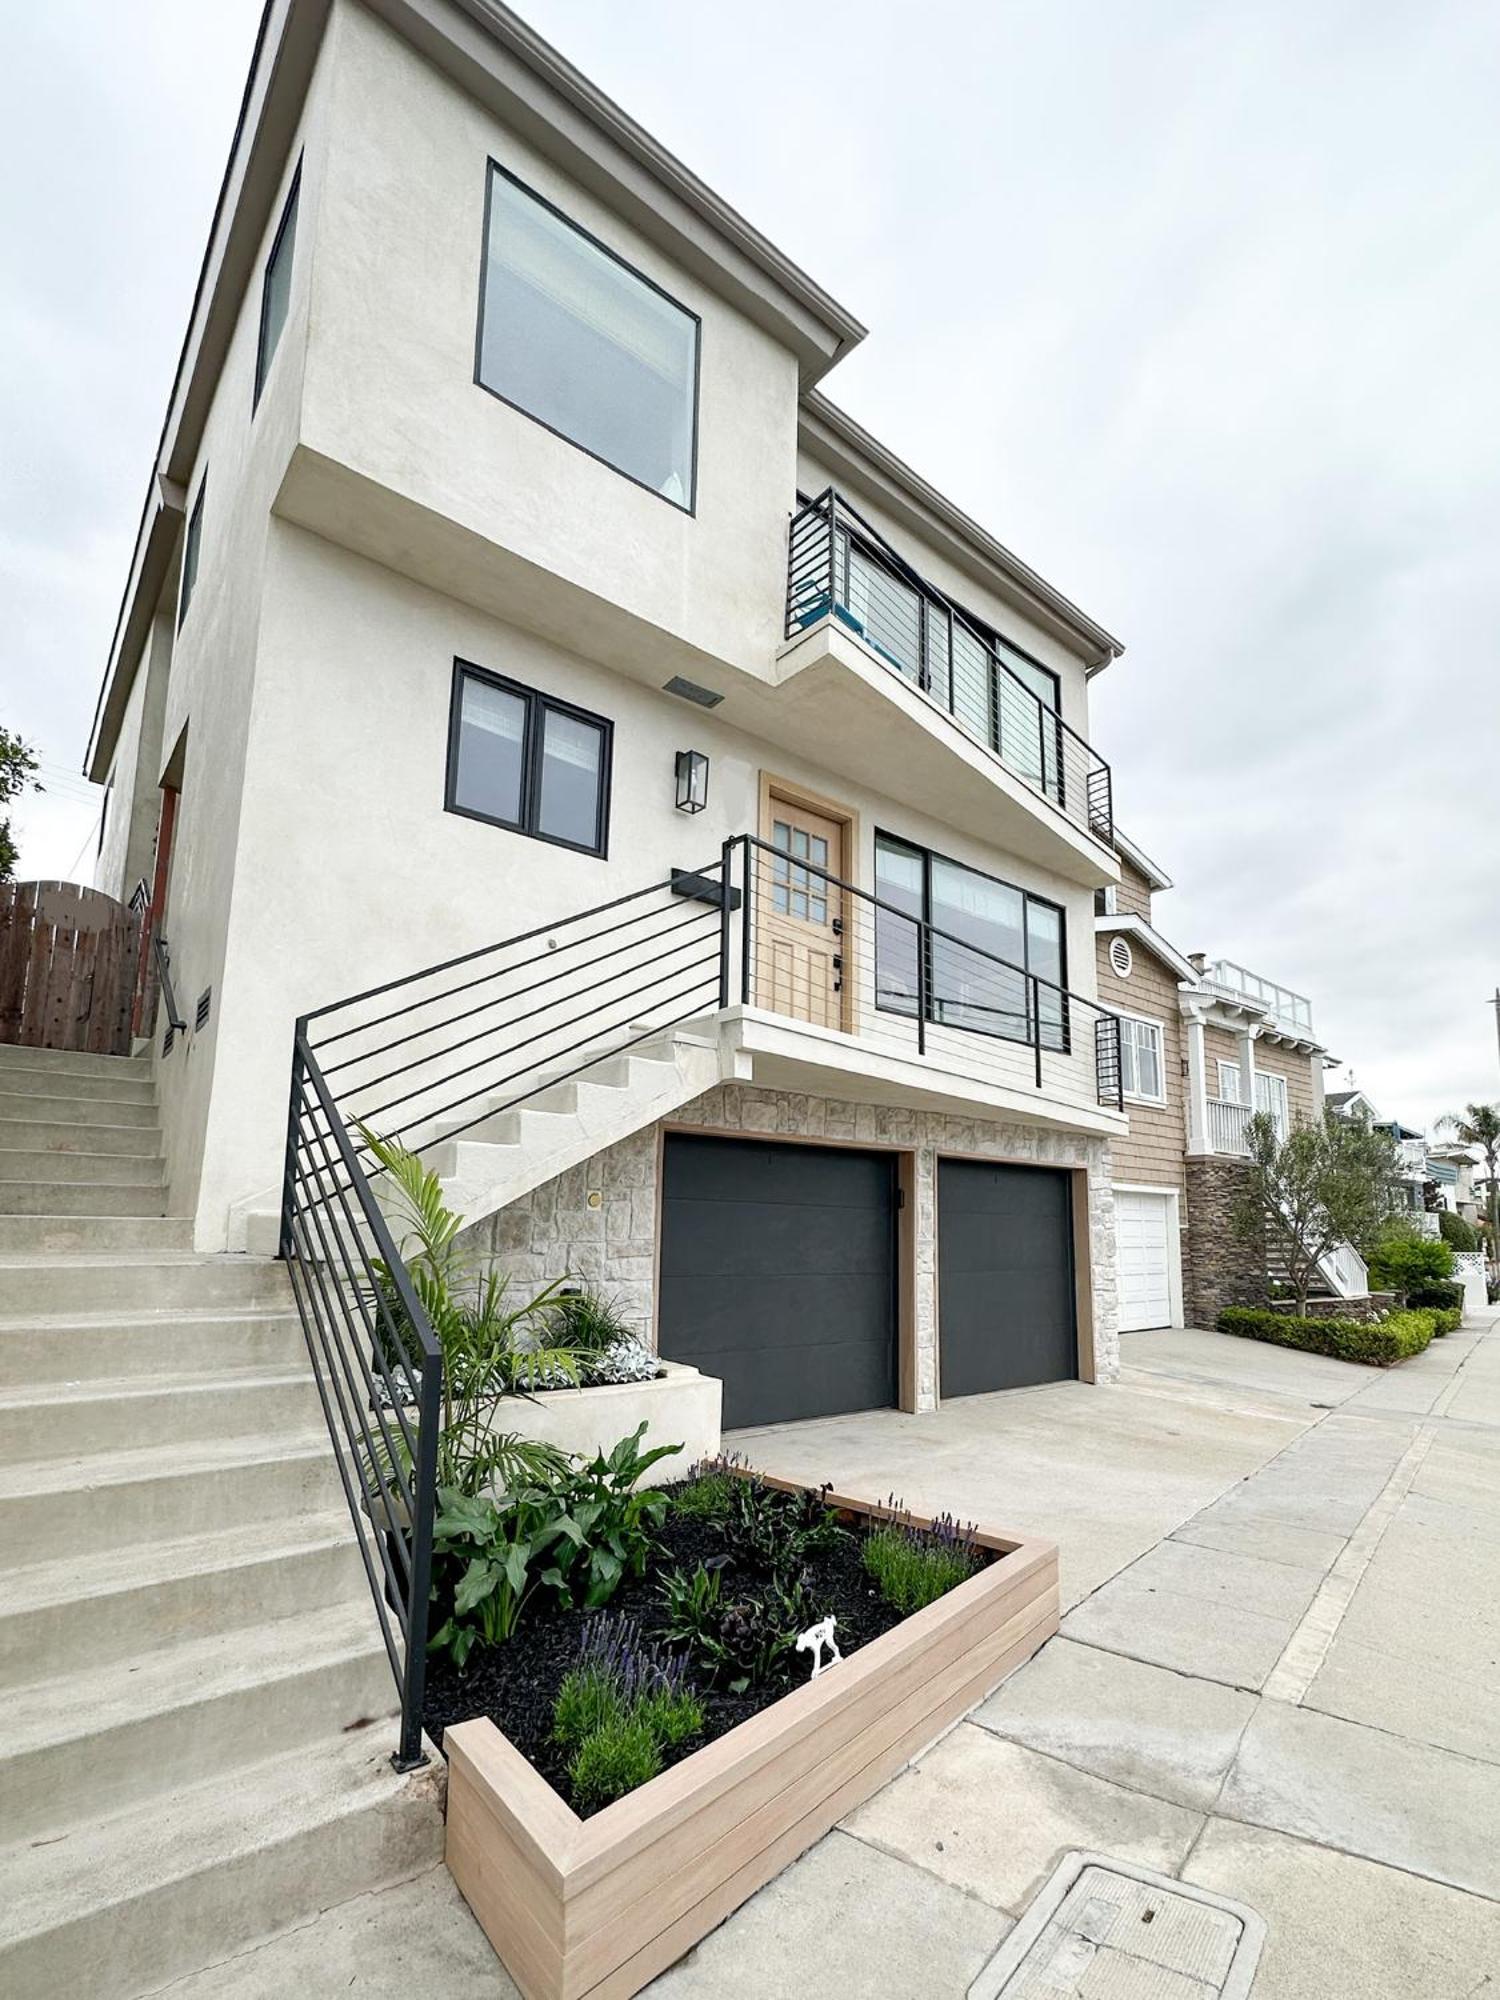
[444, 1487, 1059, 2000]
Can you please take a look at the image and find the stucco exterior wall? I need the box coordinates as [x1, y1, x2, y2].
[96, 604, 172, 906]
[458, 1082, 1119, 1407]
[198, 525, 1103, 1245]
[1094, 937, 1188, 1203]
[297, 0, 799, 691]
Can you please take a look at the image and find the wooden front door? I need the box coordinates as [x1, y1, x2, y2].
[757, 796, 847, 1029]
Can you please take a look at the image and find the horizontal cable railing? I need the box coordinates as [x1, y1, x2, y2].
[724, 835, 1123, 1113]
[279, 865, 730, 1763]
[280, 845, 1124, 1759]
[786, 489, 1113, 847]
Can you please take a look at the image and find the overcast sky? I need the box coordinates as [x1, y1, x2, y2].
[4, 0, 1497, 1129]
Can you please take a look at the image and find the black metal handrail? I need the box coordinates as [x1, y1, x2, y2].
[281, 1031, 441, 1771]
[724, 833, 1123, 1110]
[276, 845, 1120, 1762]
[785, 488, 1113, 847]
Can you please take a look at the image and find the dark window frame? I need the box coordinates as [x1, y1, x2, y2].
[444, 659, 613, 859]
[873, 830, 1070, 1053]
[254, 159, 302, 411]
[473, 159, 703, 515]
[177, 479, 206, 631]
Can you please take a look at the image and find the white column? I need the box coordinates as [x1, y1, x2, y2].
[1184, 1011, 1209, 1153]
[1237, 1024, 1258, 1108]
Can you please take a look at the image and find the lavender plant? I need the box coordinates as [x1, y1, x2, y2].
[862, 1499, 983, 1614]
[552, 1613, 703, 1810]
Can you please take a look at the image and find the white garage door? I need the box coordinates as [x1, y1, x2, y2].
[1116, 1190, 1174, 1332]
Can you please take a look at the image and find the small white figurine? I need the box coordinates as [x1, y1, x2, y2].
[796, 1615, 842, 1680]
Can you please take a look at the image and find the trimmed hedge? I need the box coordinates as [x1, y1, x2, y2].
[1217, 1305, 1446, 1367]
[1405, 1280, 1464, 1313]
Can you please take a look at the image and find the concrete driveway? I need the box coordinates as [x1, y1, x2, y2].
[183, 1312, 1500, 1998]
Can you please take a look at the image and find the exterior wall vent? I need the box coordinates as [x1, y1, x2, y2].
[662, 675, 724, 709]
[162, 1023, 176, 1058]
[1109, 936, 1134, 979]
[195, 986, 212, 1031]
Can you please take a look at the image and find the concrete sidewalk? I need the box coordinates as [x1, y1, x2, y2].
[166, 1311, 1500, 1998]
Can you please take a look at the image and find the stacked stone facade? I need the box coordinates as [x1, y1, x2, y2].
[459, 1082, 1119, 1409]
[1182, 1154, 1267, 1326]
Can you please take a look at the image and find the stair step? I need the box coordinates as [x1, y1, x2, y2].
[0, 1429, 342, 1565]
[3, 1598, 393, 1842]
[0, 1114, 162, 1155]
[0, 1083, 156, 1123]
[0, 1366, 322, 1462]
[0, 1178, 167, 1216]
[0, 1147, 165, 1184]
[0, 1251, 292, 1315]
[0, 1510, 362, 1687]
[0, 1730, 444, 2000]
[0, 1306, 305, 1386]
[0, 1213, 192, 1253]
[0, 1045, 153, 1083]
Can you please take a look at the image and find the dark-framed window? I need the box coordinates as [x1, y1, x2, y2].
[177, 479, 206, 630]
[874, 832, 1068, 1051]
[254, 161, 301, 409]
[445, 661, 612, 857]
[475, 162, 700, 511]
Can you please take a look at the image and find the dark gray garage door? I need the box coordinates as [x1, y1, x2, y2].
[937, 1161, 1076, 1396]
[658, 1134, 896, 1429]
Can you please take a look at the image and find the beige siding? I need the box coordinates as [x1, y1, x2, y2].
[1113, 859, 1155, 923]
[1203, 1027, 1319, 1125]
[1095, 936, 1187, 1199]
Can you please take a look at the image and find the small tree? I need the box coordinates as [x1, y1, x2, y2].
[0, 726, 41, 885]
[1234, 1109, 1399, 1314]
[1366, 1217, 1455, 1295]
[1437, 1209, 1480, 1254]
[1437, 1104, 1500, 1268]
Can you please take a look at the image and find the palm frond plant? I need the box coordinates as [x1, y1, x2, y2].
[354, 1124, 584, 1497]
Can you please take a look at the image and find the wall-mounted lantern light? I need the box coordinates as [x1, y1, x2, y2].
[674, 748, 709, 814]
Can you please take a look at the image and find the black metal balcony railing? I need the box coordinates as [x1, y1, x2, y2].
[786, 489, 1113, 847]
[277, 843, 1122, 1766]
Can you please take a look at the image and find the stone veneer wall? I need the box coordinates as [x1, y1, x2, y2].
[1183, 1153, 1267, 1325]
[458, 1083, 1118, 1408]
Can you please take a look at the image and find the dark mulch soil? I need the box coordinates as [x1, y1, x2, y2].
[423, 1507, 973, 1810]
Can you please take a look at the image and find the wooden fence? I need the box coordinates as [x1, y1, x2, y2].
[0, 882, 143, 1055]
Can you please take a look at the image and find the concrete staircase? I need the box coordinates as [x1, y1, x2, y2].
[0, 1044, 444, 1997]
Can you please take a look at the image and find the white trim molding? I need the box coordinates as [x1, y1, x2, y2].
[1095, 912, 1199, 985]
[1118, 1011, 1167, 1107]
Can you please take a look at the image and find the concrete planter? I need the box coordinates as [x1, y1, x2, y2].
[491, 1361, 721, 1479]
[444, 1486, 1059, 2000]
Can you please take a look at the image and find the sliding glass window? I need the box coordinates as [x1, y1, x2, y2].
[875, 835, 1068, 1050]
[477, 165, 700, 509]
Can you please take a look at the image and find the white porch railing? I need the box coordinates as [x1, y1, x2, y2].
[1317, 1239, 1369, 1298]
[1207, 1095, 1253, 1156]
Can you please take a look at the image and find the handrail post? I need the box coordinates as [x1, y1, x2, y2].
[1032, 976, 1043, 1089]
[279, 1029, 307, 1260]
[395, 1348, 442, 1771]
[915, 913, 928, 1057]
[717, 837, 734, 1009]
[826, 489, 839, 618]
[740, 836, 753, 1006]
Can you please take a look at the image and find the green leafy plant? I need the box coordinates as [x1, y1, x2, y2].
[654, 1558, 809, 1693]
[356, 1126, 582, 1497]
[552, 1615, 703, 1812]
[0, 725, 41, 884]
[667, 1454, 751, 1522]
[1218, 1305, 1444, 1367]
[1366, 1222, 1455, 1298]
[1405, 1279, 1464, 1312]
[719, 1474, 847, 1586]
[549, 1423, 679, 1612]
[429, 1482, 581, 1665]
[1234, 1110, 1401, 1314]
[546, 1286, 637, 1357]
[1438, 1210, 1481, 1253]
[862, 1504, 982, 1614]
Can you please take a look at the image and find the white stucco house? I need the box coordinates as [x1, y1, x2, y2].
[87, 0, 1132, 1428]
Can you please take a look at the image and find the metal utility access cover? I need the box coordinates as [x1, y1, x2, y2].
[968, 1851, 1265, 2000]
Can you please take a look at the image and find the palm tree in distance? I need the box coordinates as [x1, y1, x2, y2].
[1437, 1102, 1500, 1261]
